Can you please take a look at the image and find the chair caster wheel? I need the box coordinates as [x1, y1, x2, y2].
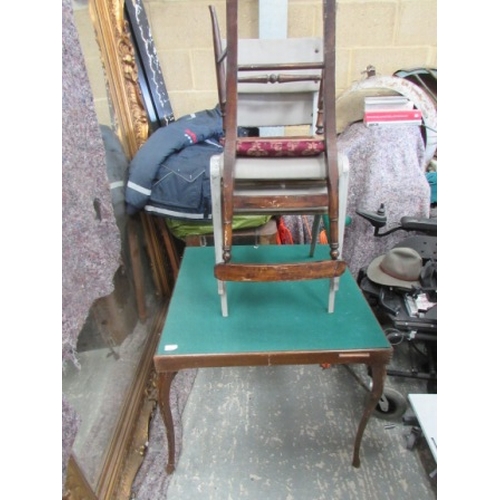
[370, 387, 408, 421]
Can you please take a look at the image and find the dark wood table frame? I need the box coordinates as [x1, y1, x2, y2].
[153, 246, 392, 474]
[155, 349, 390, 473]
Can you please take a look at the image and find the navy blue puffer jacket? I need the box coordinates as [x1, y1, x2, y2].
[125, 106, 223, 220]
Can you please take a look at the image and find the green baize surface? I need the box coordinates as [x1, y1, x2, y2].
[157, 245, 390, 356]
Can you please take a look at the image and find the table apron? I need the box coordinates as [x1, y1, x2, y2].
[154, 348, 392, 372]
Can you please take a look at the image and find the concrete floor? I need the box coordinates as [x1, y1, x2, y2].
[161, 359, 436, 500]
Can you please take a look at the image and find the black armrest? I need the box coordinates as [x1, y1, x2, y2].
[400, 217, 437, 235]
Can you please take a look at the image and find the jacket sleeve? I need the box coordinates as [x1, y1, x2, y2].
[125, 124, 185, 214]
[125, 107, 223, 214]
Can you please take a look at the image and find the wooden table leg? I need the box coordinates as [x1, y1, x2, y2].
[157, 371, 178, 474]
[352, 362, 387, 467]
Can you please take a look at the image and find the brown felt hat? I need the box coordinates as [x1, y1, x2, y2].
[366, 247, 422, 289]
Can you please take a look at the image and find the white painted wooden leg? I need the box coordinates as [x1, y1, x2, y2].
[210, 155, 228, 316]
[337, 153, 350, 258]
[220, 281, 228, 317]
[328, 276, 340, 313]
[328, 154, 350, 313]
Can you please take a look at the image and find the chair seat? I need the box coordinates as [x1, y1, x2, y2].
[231, 154, 327, 180]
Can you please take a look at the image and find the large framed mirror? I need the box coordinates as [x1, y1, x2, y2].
[63, 1, 179, 498]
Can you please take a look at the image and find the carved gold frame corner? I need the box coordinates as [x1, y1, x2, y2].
[89, 0, 149, 160]
[88, 0, 177, 298]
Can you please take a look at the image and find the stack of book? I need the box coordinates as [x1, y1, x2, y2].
[363, 96, 422, 127]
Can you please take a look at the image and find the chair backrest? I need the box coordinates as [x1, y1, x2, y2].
[235, 37, 323, 129]
[209, 5, 325, 133]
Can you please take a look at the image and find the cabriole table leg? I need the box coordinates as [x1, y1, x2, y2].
[158, 371, 178, 474]
[352, 362, 387, 467]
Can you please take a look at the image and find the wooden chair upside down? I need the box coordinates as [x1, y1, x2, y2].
[209, 0, 348, 316]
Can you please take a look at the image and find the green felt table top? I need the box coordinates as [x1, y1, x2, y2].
[156, 245, 390, 357]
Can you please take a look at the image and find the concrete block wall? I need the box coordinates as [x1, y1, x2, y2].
[73, 0, 436, 126]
